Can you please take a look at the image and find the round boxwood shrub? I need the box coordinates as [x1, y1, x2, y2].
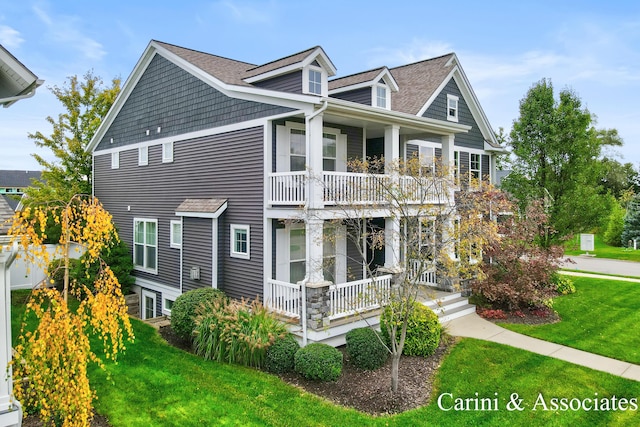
[170, 288, 227, 341]
[380, 301, 441, 357]
[294, 343, 343, 381]
[265, 333, 300, 373]
[345, 327, 388, 370]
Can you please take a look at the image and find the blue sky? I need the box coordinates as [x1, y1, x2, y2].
[1, 0, 639, 170]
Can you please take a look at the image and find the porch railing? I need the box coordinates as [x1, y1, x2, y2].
[265, 279, 302, 318]
[328, 274, 392, 320]
[269, 171, 450, 206]
[409, 260, 438, 285]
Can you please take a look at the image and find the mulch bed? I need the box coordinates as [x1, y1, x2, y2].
[157, 325, 456, 415]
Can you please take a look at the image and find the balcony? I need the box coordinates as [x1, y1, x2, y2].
[269, 171, 450, 206]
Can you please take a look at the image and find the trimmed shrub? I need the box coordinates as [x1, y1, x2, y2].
[345, 327, 388, 370]
[294, 343, 343, 381]
[171, 288, 227, 341]
[193, 297, 288, 368]
[380, 301, 441, 357]
[265, 333, 300, 373]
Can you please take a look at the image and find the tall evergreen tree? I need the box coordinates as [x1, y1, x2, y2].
[621, 195, 640, 248]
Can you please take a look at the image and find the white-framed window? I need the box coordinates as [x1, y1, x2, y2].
[170, 220, 182, 249]
[276, 122, 347, 173]
[447, 94, 459, 122]
[141, 289, 157, 320]
[133, 218, 157, 273]
[289, 128, 306, 171]
[374, 84, 389, 109]
[138, 146, 149, 166]
[289, 226, 306, 283]
[111, 151, 119, 169]
[308, 68, 322, 95]
[322, 133, 337, 171]
[230, 224, 250, 259]
[164, 298, 175, 312]
[303, 64, 326, 96]
[162, 141, 174, 163]
[470, 153, 481, 181]
[419, 145, 435, 176]
[454, 151, 460, 185]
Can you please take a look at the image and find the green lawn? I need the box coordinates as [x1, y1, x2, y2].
[11, 290, 640, 426]
[501, 276, 640, 364]
[564, 235, 640, 261]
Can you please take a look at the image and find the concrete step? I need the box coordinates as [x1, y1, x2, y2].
[422, 292, 476, 322]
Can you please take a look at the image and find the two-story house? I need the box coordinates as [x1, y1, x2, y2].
[89, 41, 504, 345]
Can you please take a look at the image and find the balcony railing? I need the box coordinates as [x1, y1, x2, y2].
[269, 171, 450, 206]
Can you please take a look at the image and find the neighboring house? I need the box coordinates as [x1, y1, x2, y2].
[0, 170, 42, 213]
[0, 45, 42, 427]
[89, 40, 505, 344]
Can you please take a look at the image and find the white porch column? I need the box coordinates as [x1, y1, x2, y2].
[384, 125, 400, 171]
[307, 113, 325, 210]
[0, 241, 22, 427]
[385, 217, 401, 268]
[440, 134, 454, 179]
[306, 218, 326, 284]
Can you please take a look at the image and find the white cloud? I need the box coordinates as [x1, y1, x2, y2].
[364, 40, 454, 68]
[0, 25, 24, 48]
[32, 4, 106, 61]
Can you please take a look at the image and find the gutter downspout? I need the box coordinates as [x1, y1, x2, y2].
[300, 99, 328, 347]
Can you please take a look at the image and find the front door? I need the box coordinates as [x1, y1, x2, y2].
[141, 289, 157, 320]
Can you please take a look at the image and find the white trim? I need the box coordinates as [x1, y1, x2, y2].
[230, 224, 251, 260]
[328, 68, 399, 95]
[162, 141, 174, 163]
[373, 84, 390, 110]
[212, 217, 219, 288]
[244, 47, 337, 84]
[162, 297, 176, 316]
[94, 113, 304, 156]
[303, 64, 327, 96]
[170, 220, 182, 249]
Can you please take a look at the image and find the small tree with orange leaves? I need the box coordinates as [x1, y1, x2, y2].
[8, 195, 134, 427]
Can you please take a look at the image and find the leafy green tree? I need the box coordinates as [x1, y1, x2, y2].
[502, 79, 618, 245]
[26, 71, 120, 203]
[621, 194, 640, 248]
[603, 198, 626, 247]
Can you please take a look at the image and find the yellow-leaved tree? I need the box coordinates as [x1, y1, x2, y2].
[8, 195, 134, 427]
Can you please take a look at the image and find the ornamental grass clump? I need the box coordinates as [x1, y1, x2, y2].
[193, 297, 288, 368]
[294, 343, 343, 382]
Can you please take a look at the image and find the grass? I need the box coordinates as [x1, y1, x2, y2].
[564, 234, 640, 261]
[500, 276, 640, 364]
[10, 290, 640, 426]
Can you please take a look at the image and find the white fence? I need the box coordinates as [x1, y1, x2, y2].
[9, 243, 84, 290]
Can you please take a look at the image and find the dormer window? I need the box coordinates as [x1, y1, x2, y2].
[447, 94, 459, 122]
[308, 68, 322, 95]
[376, 85, 387, 108]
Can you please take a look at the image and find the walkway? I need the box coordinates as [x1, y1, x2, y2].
[444, 255, 640, 382]
[444, 313, 640, 382]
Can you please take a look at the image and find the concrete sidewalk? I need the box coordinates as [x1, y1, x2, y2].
[444, 313, 640, 382]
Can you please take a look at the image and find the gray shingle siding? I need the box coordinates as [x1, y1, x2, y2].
[182, 217, 213, 292]
[422, 78, 484, 150]
[95, 54, 293, 151]
[94, 126, 265, 301]
[254, 71, 303, 94]
[330, 87, 371, 105]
